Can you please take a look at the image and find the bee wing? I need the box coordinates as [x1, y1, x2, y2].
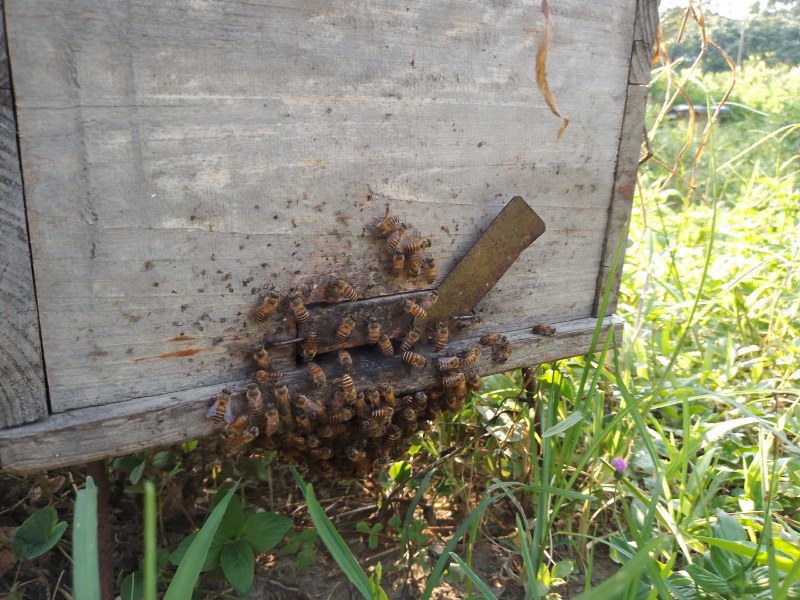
[224, 401, 235, 424]
[206, 399, 219, 418]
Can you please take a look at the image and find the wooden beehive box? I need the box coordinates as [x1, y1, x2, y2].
[0, 0, 657, 472]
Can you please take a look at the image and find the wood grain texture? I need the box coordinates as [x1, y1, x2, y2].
[630, 0, 660, 85]
[0, 0, 47, 427]
[4, 0, 638, 414]
[0, 315, 621, 473]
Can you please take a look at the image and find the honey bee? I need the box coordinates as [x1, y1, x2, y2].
[371, 407, 394, 423]
[254, 292, 280, 323]
[264, 405, 279, 436]
[400, 406, 417, 422]
[338, 349, 353, 372]
[390, 248, 406, 278]
[437, 354, 461, 371]
[301, 331, 318, 361]
[492, 341, 513, 363]
[339, 374, 357, 402]
[353, 393, 369, 418]
[400, 395, 415, 408]
[346, 446, 367, 462]
[330, 389, 345, 411]
[288, 292, 308, 323]
[433, 322, 449, 351]
[373, 205, 401, 237]
[284, 433, 307, 449]
[445, 393, 465, 412]
[480, 332, 507, 346]
[402, 351, 427, 368]
[367, 318, 381, 344]
[386, 425, 403, 445]
[378, 383, 396, 407]
[401, 299, 426, 319]
[252, 345, 272, 370]
[294, 410, 313, 432]
[319, 423, 349, 438]
[377, 334, 394, 357]
[404, 237, 431, 256]
[274, 385, 291, 416]
[413, 391, 428, 411]
[460, 346, 482, 367]
[206, 389, 235, 425]
[453, 313, 482, 331]
[531, 323, 556, 337]
[385, 223, 407, 253]
[335, 315, 356, 342]
[333, 279, 359, 301]
[318, 461, 335, 478]
[324, 407, 354, 424]
[254, 369, 283, 384]
[365, 388, 381, 410]
[426, 404, 443, 419]
[294, 394, 325, 419]
[466, 372, 483, 392]
[223, 414, 251, 436]
[309, 447, 334, 459]
[404, 239, 430, 277]
[245, 382, 264, 416]
[305, 434, 321, 448]
[442, 372, 466, 388]
[418, 290, 439, 310]
[422, 253, 437, 284]
[307, 362, 326, 387]
[400, 326, 421, 351]
[223, 417, 259, 451]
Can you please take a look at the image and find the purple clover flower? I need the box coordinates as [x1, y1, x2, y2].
[611, 457, 627, 473]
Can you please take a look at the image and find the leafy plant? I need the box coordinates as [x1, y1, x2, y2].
[12, 507, 67, 560]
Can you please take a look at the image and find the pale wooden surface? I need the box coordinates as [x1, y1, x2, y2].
[0, 316, 622, 473]
[4, 0, 638, 414]
[0, 0, 47, 427]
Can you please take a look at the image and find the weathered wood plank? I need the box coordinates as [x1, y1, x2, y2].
[0, 0, 47, 427]
[0, 315, 621, 473]
[630, 0, 661, 85]
[4, 0, 638, 414]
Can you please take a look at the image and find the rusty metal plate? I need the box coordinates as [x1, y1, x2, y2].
[415, 195, 545, 328]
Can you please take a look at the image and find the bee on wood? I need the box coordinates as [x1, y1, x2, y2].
[252, 345, 272, 370]
[307, 362, 327, 388]
[346, 446, 367, 462]
[288, 292, 308, 323]
[333, 279, 359, 301]
[390, 249, 405, 278]
[418, 291, 439, 310]
[254, 369, 283, 384]
[442, 372, 466, 388]
[400, 326, 421, 351]
[367, 317, 381, 344]
[295, 410, 313, 432]
[377, 334, 394, 357]
[264, 405, 279, 436]
[294, 394, 325, 420]
[338, 349, 353, 372]
[324, 407, 354, 424]
[404, 239, 430, 277]
[401, 299, 426, 319]
[335, 315, 356, 342]
[301, 331, 318, 362]
[433, 322, 449, 352]
[365, 388, 381, 410]
[386, 425, 403, 445]
[492, 341, 512, 364]
[460, 346, 482, 367]
[274, 385, 291, 415]
[400, 395, 415, 408]
[284, 433, 307, 450]
[445, 393, 465, 412]
[339, 373, 357, 403]
[353, 392, 369, 418]
[222, 417, 259, 451]
[422, 254, 437, 284]
[453, 313, 482, 332]
[305, 434, 321, 448]
[531, 323, 556, 337]
[378, 383, 396, 407]
[413, 391, 428, 411]
[330, 389, 345, 411]
[480, 332, 507, 346]
[437, 355, 461, 371]
[466, 372, 483, 392]
[402, 351, 428, 368]
[385, 224, 407, 253]
[371, 407, 394, 423]
[373, 205, 401, 237]
[245, 382, 264, 416]
[309, 447, 334, 459]
[207, 389, 235, 425]
[254, 292, 280, 323]
[400, 406, 417, 422]
[319, 423, 349, 438]
[404, 237, 431, 257]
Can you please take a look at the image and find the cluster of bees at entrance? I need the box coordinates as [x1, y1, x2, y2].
[205, 206, 515, 480]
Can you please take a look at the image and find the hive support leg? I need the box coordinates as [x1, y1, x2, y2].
[86, 461, 115, 600]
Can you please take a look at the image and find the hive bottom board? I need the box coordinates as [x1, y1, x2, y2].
[0, 316, 621, 473]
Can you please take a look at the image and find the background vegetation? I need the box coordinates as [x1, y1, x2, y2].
[1, 4, 798, 599]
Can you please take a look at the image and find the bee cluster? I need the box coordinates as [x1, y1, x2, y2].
[206, 205, 512, 480]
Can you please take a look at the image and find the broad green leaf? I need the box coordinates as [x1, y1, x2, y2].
[129, 460, 147, 485]
[120, 572, 144, 600]
[169, 532, 223, 572]
[712, 509, 747, 542]
[12, 507, 68, 560]
[685, 564, 733, 595]
[217, 495, 246, 540]
[542, 410, 584, 438]
[163, 482, 239, 600]
[552, 560, 575, 580]
[220, 539, 255, 594]
[389, 461, 411, 483]
[242, 512, 292, 553]
[695, 536, 798, 583]
[73, 476, 100, 600]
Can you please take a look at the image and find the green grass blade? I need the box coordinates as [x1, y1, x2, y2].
[73, 476, 100, 600]
[163, 481, 239, 600]
[290, 467, 374, 600]
[448, 552, 499, 600]
[143, 481, 157, 600]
